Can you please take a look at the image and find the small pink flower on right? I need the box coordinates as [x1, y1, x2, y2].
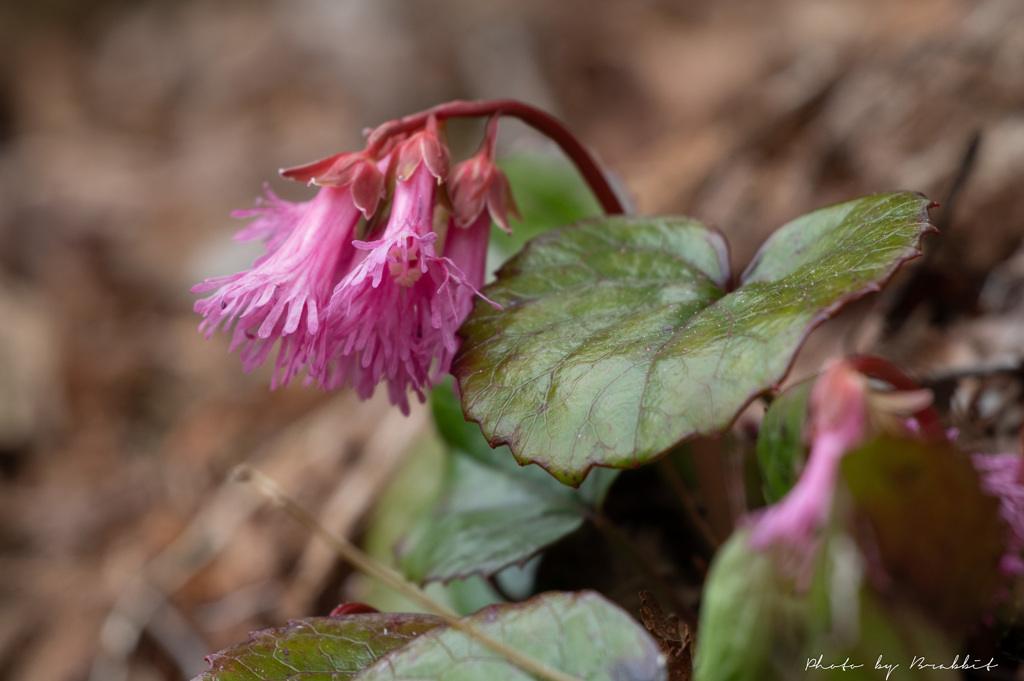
[973, 451, 1024, 576]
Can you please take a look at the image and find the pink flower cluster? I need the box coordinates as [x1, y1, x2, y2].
[193, 118, 516, 413]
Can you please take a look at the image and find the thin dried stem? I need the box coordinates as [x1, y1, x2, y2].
[235, 465, 587, 681]
[690, 438, 739, 542]
[657, 457, 719, 556]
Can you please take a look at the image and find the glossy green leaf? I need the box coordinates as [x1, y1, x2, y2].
[193, 613, 443, 681]
[455, 193, 933, 485]
[354, 591, 665, 681]
[756, 378, 813, 504]
[399, 384, 617, 584]
[356, 424, 505, 616]
[841, 435, 1004, 630]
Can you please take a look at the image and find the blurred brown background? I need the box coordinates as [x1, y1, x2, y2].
[1, 0, 1023, 679]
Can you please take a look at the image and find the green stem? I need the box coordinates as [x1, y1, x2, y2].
[691, 437, 738, 541]
[587, 509, 698, 630]
[366, 99, 626, 216]
[236, 466, 586, 681]
[656, 457, 720, 556]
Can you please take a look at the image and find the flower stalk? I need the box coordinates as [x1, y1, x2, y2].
[364, 99, 626, 216]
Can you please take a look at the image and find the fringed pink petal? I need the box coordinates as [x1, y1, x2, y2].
[230, 186, 310, 254]
[973, 453, 1024, 577]
[192, 185, 362, 387]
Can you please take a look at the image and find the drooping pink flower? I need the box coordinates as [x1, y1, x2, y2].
[972, 452, 1024, 576]
[746, 359, 937, 586]
[316, 128, 498, 414]
[194, 118, 514, 412]
[749, 361, 870, 554]
[193, 176, 369, 387]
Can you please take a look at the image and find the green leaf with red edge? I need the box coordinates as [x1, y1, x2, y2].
[840, 435, 1005, 631]
[354, 591, 665, 681]
[192, 613, 443, 681]
[454, 193, 934, 485]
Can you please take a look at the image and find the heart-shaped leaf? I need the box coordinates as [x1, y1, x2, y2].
[401, 384, 617, 584]
[455, 193, 933, 485]
[193, 612, 442, 681]
[354, 591, 665, 681]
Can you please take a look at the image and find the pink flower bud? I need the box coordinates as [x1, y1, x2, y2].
[749, 361, 869, 555]
[280, 151, 385, 218]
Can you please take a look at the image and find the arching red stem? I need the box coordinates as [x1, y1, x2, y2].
[366, 99, 626, 216]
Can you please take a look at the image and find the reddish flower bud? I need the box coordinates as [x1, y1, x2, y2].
[395, 120, 450, 183]
[449, 150, 520, 234]
[280, 151, 385, 218]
